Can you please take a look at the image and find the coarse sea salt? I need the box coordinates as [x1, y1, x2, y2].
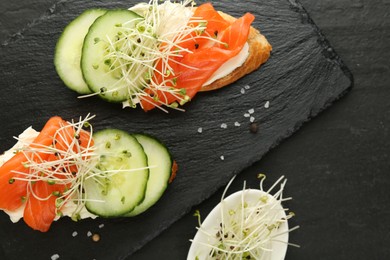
[221, 123, 227, 129]
[220, 155, 225, 161]
[248, 108, 255, 114]
[264, 101, 270, 108]
[72, 231, 78, 237]
[197, 127, 203, 133]
[234, 122, 241, 127]
[51, 254, 60, 260]
[240, 88, 245, 94]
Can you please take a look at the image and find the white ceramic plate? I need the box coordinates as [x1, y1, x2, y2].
[187, 189, 289, 260]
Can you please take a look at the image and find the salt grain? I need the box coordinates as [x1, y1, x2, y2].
[51, 254, 60, 260]
[264, 101, 270, 108]
[248, 108, 255, 114]
[197, 127, 203, 133]
[99, 224, 105, 229]
[72, 231, 78, 237]
[87, 231, 92, 237]
[240, 88, 245, 94]
[234, 122, 241, 127]
[221, 123, 227, 129]
[220, 155, 225, 161]
[244, 85, 250, 90]
[250, 116, 255, 123]
[244, 113, 250, 118]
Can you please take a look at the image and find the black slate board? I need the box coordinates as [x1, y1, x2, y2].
[0, 0, 352, 259]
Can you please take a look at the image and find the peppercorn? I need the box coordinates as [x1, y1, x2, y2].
[92, 233, 100, 242]
[249, 122, 258, 133]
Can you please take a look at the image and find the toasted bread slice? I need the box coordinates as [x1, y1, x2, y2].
[200, 12, 272, 92]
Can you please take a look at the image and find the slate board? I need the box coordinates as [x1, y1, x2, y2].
[0, 0, 352, 259]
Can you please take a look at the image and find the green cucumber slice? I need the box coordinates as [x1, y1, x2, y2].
[81, 9, 144, 102]
[54, 9, 107, 94]
[126, 134, 173, 216]
[84, 129, 149, 217]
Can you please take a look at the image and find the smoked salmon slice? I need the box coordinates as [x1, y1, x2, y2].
[0, 116, 93, 232]
[140, 3, 254, 111]
[0, 116, 66, 211]
[23, 180, 65, 232]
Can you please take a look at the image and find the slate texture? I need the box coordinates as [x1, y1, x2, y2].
[0, 0, 352, 259]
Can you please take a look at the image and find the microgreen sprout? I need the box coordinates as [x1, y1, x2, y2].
[190, 175, 299, 259]
[79, 0, 223, 112]
[8, 114, 152, 220]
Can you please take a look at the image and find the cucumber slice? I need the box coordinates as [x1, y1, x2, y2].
[81, 10, 144, 102]
[84, 129, 149, 217]
[125, 134, 173, 217]
[54, 9, 107, 94]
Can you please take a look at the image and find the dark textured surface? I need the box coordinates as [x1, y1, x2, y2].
[132, 1, 390, 259]
[1, 0, 383, 259]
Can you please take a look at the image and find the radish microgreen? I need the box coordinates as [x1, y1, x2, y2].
[190, 175, 300, 259]
[80, 0, 225, 112]
[9, 115, 151, 220]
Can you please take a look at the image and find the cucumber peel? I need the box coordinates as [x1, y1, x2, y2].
[84, 129, 149, 217]
[84, 130, 174, 217]
[54, 9, 107, 94]
[125, 134, 173, 216]
[81, 9, 148, 103]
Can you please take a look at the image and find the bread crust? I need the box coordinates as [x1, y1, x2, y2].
[200, 12, 272, 92]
